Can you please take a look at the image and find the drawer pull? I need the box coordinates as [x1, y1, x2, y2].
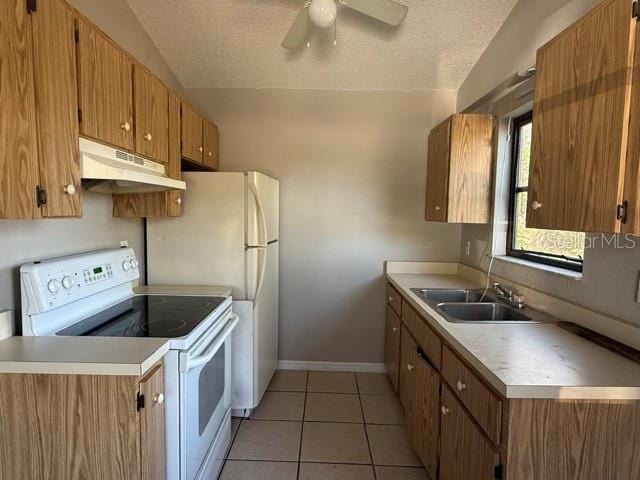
[457, 381, 467, 392]
[441, 406, 450, 416]
[407, 363, 414, 371]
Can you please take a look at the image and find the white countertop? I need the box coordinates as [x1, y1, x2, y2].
[135, 285, 232, 296]
[0, 337, 170, 376]
[387, 272, 640, 400]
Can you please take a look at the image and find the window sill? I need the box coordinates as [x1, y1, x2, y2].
[493, 255, 584, 280]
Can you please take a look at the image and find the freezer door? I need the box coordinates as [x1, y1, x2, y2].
[147, 172, 248, 299]
[247, 172, 279, 245]
[253, 242, 279, 401]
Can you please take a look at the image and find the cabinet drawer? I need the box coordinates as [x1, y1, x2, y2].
[403, 306, 441, 370]
[386, 283, 402, 316]
[442, 346, 501, 444]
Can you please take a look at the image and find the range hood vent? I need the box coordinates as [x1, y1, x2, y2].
[79, 137, 186, 194]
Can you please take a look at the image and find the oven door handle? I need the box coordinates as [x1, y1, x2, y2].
[183, 313, 239, 372]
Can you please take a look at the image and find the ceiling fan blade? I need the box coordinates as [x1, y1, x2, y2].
[282, 6, 309, 50]
[342, 0, 408, 26]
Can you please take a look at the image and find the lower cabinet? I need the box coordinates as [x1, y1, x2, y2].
[384, 305, 401, 391]
[0, 364, 165, 480]
[399, 324, 418, 409]
[407, 348, 441, 479]
[440, 387, 499, 480]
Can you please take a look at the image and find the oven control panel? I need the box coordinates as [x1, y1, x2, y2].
[21, 247, 140, 315]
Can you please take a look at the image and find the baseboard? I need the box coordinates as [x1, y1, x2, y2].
[277, 360, 386, 373]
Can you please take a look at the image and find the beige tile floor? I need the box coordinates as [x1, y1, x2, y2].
[219, 371, 429, 480]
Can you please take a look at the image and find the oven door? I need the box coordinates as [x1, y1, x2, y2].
[179, 311, 239, 480]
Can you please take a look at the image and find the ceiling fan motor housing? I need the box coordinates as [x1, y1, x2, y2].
[309, 0, 338, 28]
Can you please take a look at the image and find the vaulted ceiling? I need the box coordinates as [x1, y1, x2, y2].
[126, 0, 519, 91]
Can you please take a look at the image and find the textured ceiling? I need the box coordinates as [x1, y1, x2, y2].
[125, 0, 518, 91]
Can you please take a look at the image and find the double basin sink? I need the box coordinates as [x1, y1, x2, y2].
[410, 288, 536, 324]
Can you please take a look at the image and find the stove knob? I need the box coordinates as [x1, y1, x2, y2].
[62, 276, 74, 290]
[47, 279, 60, 294]
[122, 260, 130, 272]
[130, 259, 139, 269]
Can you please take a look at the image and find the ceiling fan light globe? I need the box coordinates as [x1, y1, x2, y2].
[309, 0, 337, 28]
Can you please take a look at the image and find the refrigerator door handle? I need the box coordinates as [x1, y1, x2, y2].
[250, 184, 269, 304]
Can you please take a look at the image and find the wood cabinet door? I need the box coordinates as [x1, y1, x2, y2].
[134, 64, 168, 163]
[399, 325, 418, 410]
[440, 387, 499, 480]
[181, 101, 204, 163]
[529, 0, 635, 233]
[623, 18, 640, 235]
[203, 119, 219, 170]
[425, 117, 451, 222]
[408, 351, 441, 479]
[77, 18, 134, 151]
[384, 305, 402, 392]
[0, 0, 39, 219]
[31, 0, 81, 217]
[447, 114, 494, 224]
[166, 91, 183, 216]
[140, 365, 165, 480]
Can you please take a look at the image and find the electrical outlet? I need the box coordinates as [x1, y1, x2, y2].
[465, 241, 471, 256]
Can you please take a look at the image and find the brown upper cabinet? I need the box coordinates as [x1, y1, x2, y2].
[76, 18, 134, 152]
[203, 120, 220, 170]
[529, 0, 640, 235]
[425, 114, 495, 224]
[133, 65, 169, 164]
[0, 0, 80, 219]
[181, 102, 205, 164]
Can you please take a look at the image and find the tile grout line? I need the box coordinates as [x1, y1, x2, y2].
[355, 372, 378, 480]
[296, 370, 309, 480]
[218, 416, 244, 479]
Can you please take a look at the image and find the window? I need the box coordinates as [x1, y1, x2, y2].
[506, 112, 584, 272]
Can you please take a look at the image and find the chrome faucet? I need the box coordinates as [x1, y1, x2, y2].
[492, 282, 525, 309]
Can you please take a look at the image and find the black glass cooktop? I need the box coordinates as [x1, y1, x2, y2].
[57, 295, 226, 338]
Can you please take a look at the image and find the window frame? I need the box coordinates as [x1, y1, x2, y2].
[506, 112, 584, 273]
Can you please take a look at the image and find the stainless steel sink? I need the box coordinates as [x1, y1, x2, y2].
[437, 303, 533, 323]
[410, 288, 492, 304]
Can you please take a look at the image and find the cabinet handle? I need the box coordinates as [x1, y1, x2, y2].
[198, 146, 204, 152]
[441, 406, 450, 416]
[153, 393, 165, 405]
[531, 200, 543, 210]
[175, 197, 182, 205]
[407, 363, 414, 371]
[144, 132, 152, 141]
[457, 380, 467, 392]
[392, 326, 399, 333]
[120, 121, 131, 132]
[63, 184, 77, 195]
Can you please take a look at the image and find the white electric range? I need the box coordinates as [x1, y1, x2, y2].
[20, 247, 238, 480]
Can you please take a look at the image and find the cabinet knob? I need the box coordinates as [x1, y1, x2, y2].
[435, 205, 441, 211]
[207, 151, 213, 157]
[153, 393, 165, 405]
[531, 200, 543, 210]
[457, 380, 467, 392]
[407, 363, 414, 371]
[121, 121, 131, 132]
[392, 326, 399, 333]
[144, 132, 152, 141]
[441, 406, 450, 416]
[175, 197, 182, 205]
[63, 184, 77, 195]
[388, 296, 395, 303]
[198, 146, 204, 152]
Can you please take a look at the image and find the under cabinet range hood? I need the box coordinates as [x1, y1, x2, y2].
[79, 137, 186, 194]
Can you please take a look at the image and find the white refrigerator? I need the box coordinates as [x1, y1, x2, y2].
[146, 171, 279, 413]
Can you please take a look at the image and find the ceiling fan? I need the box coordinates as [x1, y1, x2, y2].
[282, 0, 409, 49]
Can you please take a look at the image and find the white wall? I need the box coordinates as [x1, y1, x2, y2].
[187, 88, 461, 362]
[457, 0, 640, 328]
[0, 0, 183, 318]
